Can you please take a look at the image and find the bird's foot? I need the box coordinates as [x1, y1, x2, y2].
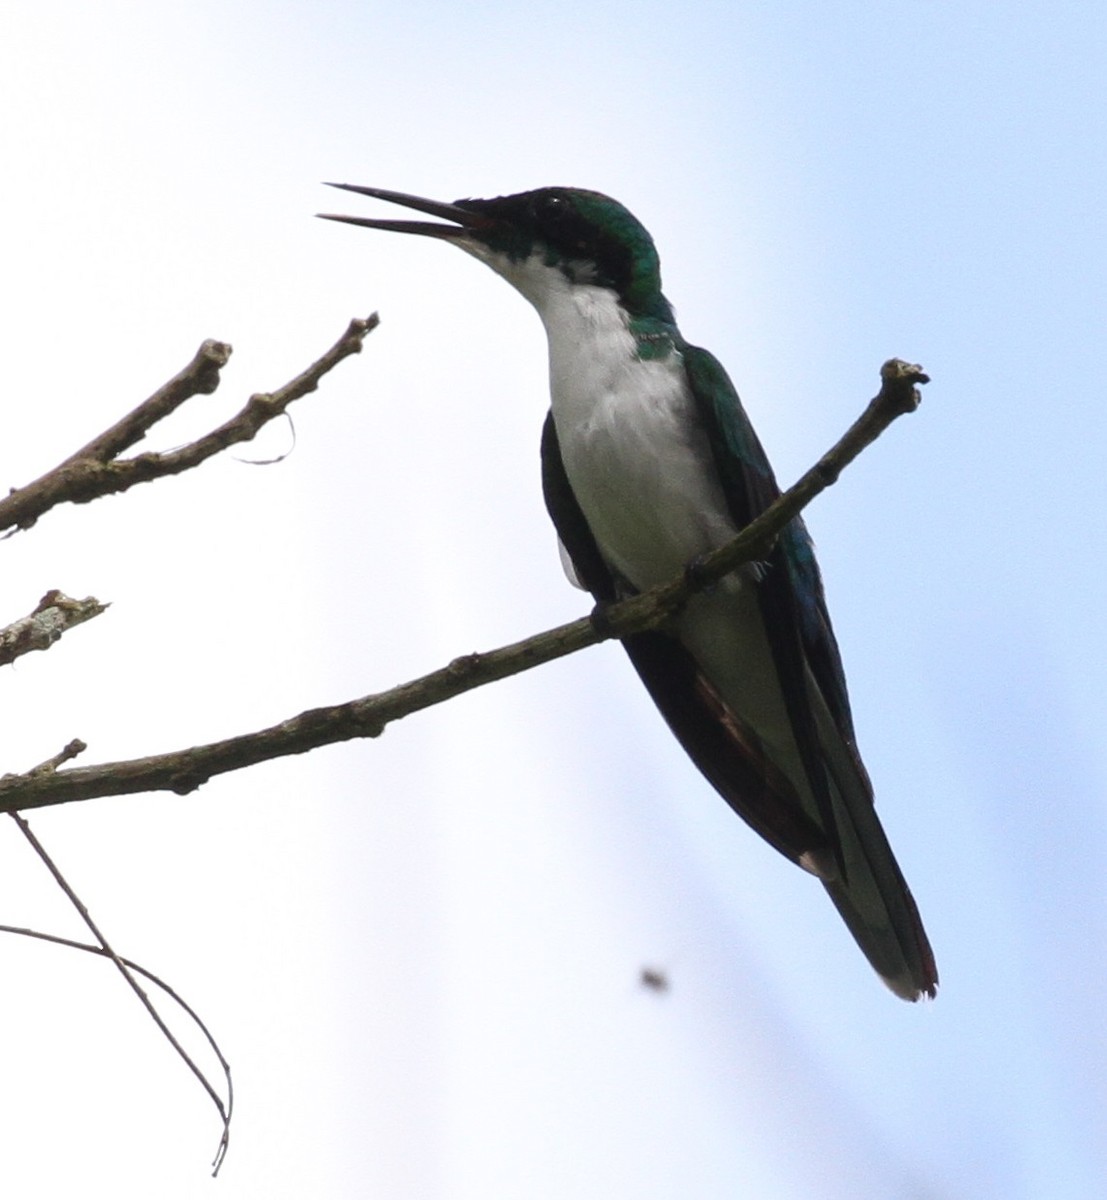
[589, 600, 618, 639]
[683, 554, 715, 593]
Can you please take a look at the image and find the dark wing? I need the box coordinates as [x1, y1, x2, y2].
[681, 345, 936, 999]
[681, 346, 851, 842]
[540, 411, 831, 870]
[541, 352, 937, 1000]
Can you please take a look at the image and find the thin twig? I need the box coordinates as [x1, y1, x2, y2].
[0, 922, 233, 1171]
[0, 360, 927, 816]
[0, 315, 379, 534]
[8, 810, 232, 1174]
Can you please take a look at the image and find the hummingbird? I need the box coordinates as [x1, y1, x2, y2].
[319, 185, 937, 1000]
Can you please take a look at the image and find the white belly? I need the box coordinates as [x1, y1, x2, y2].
[539, 283, 800, 773]
[468, 250, 806, 798]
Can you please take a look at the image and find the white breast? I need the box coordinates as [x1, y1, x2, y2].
[469, 247, 798, 769]
[539, 279, 737, 591]
[462, 245, 740, 588]
[539, 283, 799, 763]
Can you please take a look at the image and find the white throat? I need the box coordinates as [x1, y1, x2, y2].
[464, 246, 737, 592]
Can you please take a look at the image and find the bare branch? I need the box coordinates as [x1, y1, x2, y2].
[61, 339, 231, 466]
[0, 592, 109, 667]
[0, 315, 380, 535]
[0, 359, 927, 816]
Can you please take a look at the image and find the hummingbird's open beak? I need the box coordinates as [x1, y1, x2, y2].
[317, 184, 490, 239]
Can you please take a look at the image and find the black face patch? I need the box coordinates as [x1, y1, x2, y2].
[456, 188, 669, 319]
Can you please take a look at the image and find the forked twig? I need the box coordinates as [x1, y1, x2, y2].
[7, 808, 233, 1175]
[0, 315, 379, 534]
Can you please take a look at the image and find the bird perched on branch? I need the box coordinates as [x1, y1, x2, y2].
[320, 184, 937, 1000]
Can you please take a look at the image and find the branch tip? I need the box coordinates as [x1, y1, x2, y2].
[878, 358, 929, 414]
[0, 593, 109, 667]
[194, 340, 233, 393]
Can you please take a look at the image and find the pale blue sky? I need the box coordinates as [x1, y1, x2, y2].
[1, 2, 1105, 1196]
